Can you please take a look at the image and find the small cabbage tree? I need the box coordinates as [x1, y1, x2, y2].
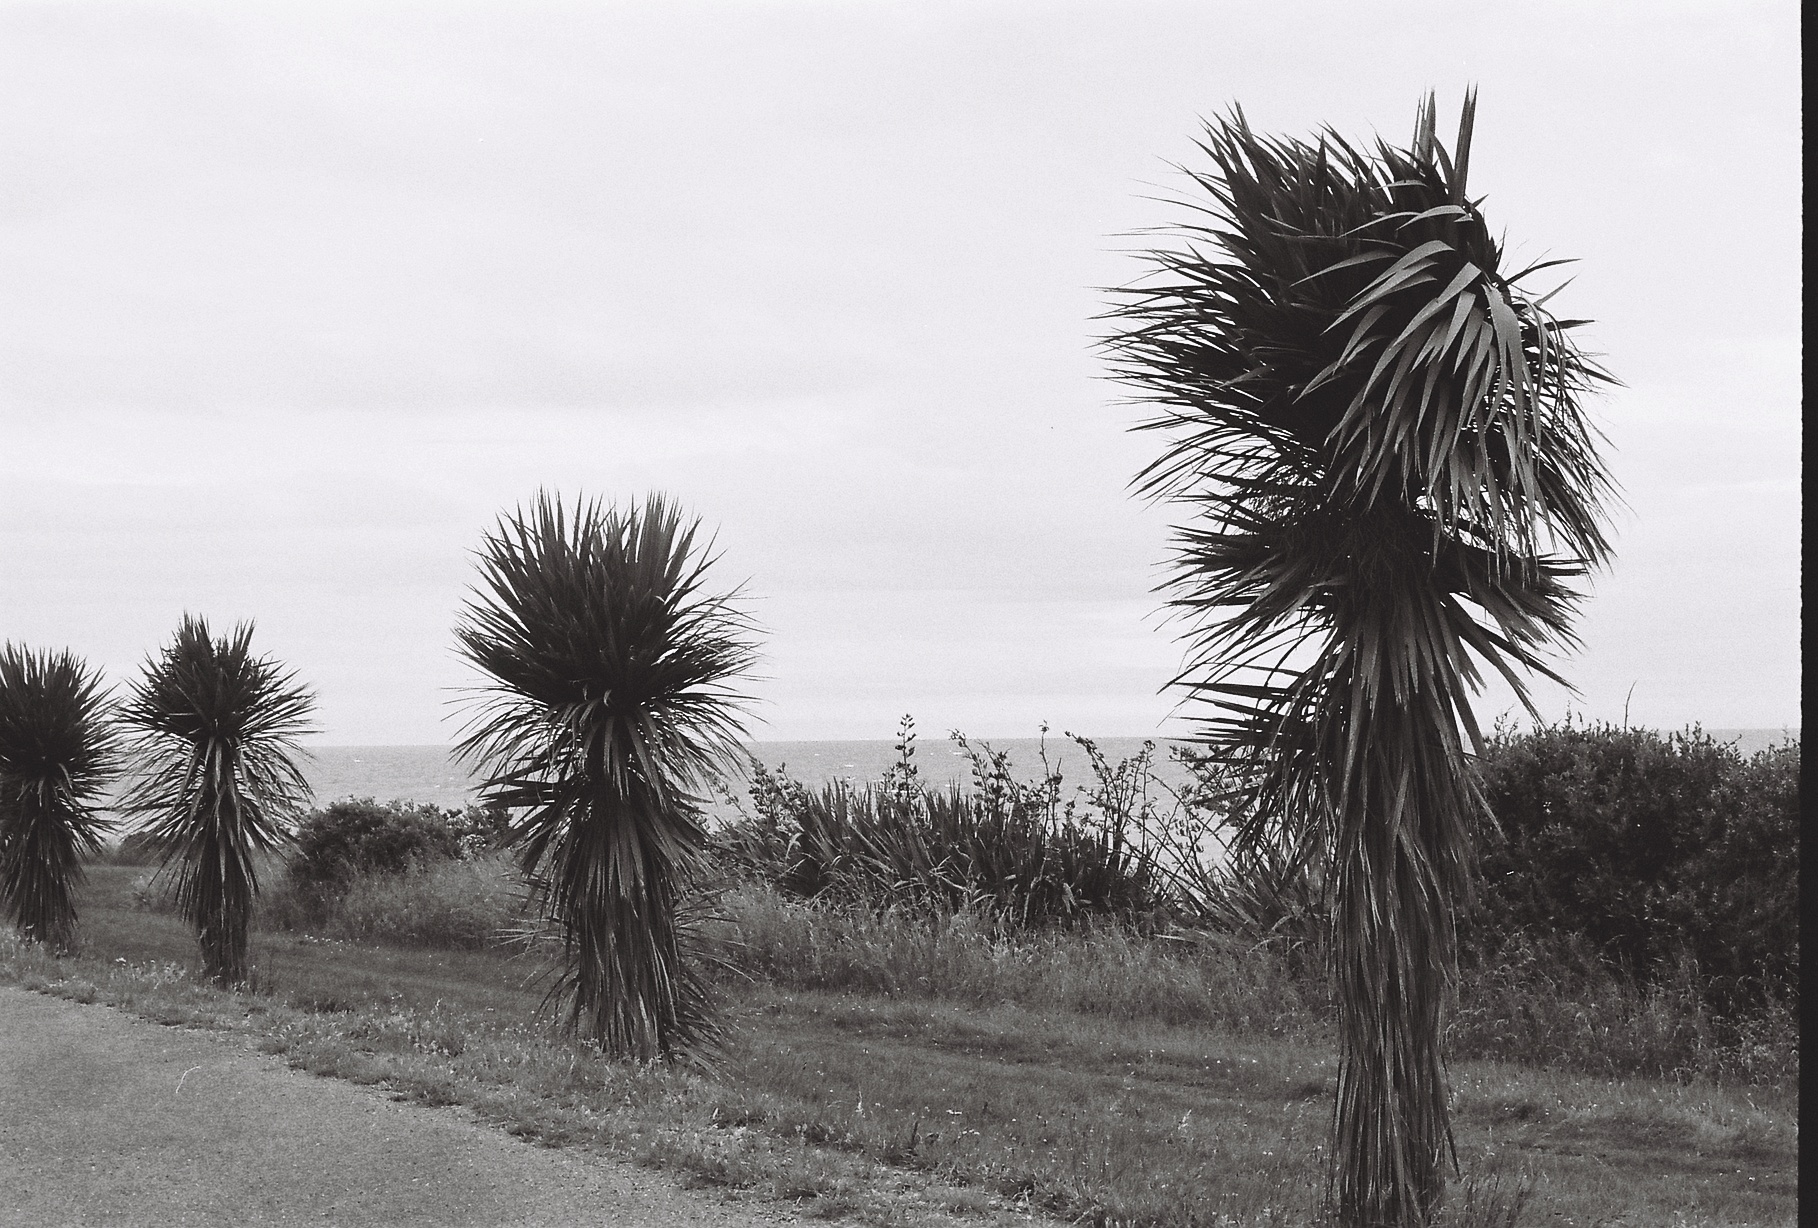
[0, 645, 118, 951]
[456, 492, 757, 1061]
[121, 616, 316, 986]
[1107, 93, 1614, 1225]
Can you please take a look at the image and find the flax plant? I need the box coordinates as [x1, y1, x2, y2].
[0, 645, 118, 952]
[1105, 92, 1615, 1226]
[120, 616, 316, 986]
[456, 492, 757, 1061]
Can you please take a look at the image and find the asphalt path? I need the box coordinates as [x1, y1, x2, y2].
[0, 987, 807, 1227]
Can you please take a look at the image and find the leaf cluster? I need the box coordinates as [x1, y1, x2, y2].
[119, 615, 316, 860]
[1103, 91, 1617, 853]
[456, 492, 757, 851]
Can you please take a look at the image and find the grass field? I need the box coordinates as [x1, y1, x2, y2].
[0, 865, 1796, 1227]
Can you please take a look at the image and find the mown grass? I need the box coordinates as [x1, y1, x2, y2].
[0, 864, 1797, 1227]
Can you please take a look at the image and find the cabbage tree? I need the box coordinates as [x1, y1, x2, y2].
[121, 616, 316, 986]
[1106, 92, 1614, 1225]
[0, 645, 118, 952]
[456, 492, 756, 1061]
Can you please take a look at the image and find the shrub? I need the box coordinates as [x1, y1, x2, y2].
[712, 759, 806, 876]
[1139, 745, 1325, 966]
[1167, 719, 1800, 1023]
[710, 716, 1798, 1086]
[289, 798, 465, 887]
[127, 796, 521, 946]
[1466, 721, 1799, 1016]
[444, 801, 512, 854]
[260, 851, 526, 948]
[703, 883, 1795, 1085]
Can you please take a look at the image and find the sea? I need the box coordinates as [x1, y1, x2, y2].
[298, 736, 1195, 821]
[290, 727, 1797, 818]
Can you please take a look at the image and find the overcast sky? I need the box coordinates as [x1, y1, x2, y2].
[0, 1, 1800, 743]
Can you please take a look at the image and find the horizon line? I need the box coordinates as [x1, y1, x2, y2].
[301, 724, 1801, 749]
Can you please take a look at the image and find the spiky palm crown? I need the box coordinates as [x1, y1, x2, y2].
[1108, 90, 1614, 846]
[1106, 93, 1615, 1227]
[0, 645, 118, 950]
[120, 615, 315, 983]
[456, 492, 757, 1060]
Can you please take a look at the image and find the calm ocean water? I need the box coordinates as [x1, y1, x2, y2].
[298, 736, 1195, 816]
[291, 727, 1797, 814]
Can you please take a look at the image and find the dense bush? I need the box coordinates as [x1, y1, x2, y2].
[289, 798, 503, 887]
[1143, 721, 1799, 1022]
[1465, 722, 1799, 1016]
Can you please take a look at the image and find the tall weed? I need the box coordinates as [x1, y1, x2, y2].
[723, 722, 1170, 926]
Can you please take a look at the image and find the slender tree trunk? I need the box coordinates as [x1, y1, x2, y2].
[193, 767, 254, 988]
[570, 847, 685, 1060]
[1329, 696, 1466, 1227]
[198, 870, 252, 986]
[559, 773, 691, 1061]
[1331, 827, 1452, 1224]
[3, 797, 83, 953]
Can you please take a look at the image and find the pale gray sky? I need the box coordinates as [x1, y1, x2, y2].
[0, 1, 1800, 742]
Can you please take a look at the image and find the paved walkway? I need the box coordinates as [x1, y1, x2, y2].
[0, 987, 802, 1227]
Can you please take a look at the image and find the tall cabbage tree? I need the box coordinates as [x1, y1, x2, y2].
[0, 645, 118, 951]
[456, 492, 757, 1061]
[121, 616, 316, 986]
[1106, 92, 1614, 1226]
